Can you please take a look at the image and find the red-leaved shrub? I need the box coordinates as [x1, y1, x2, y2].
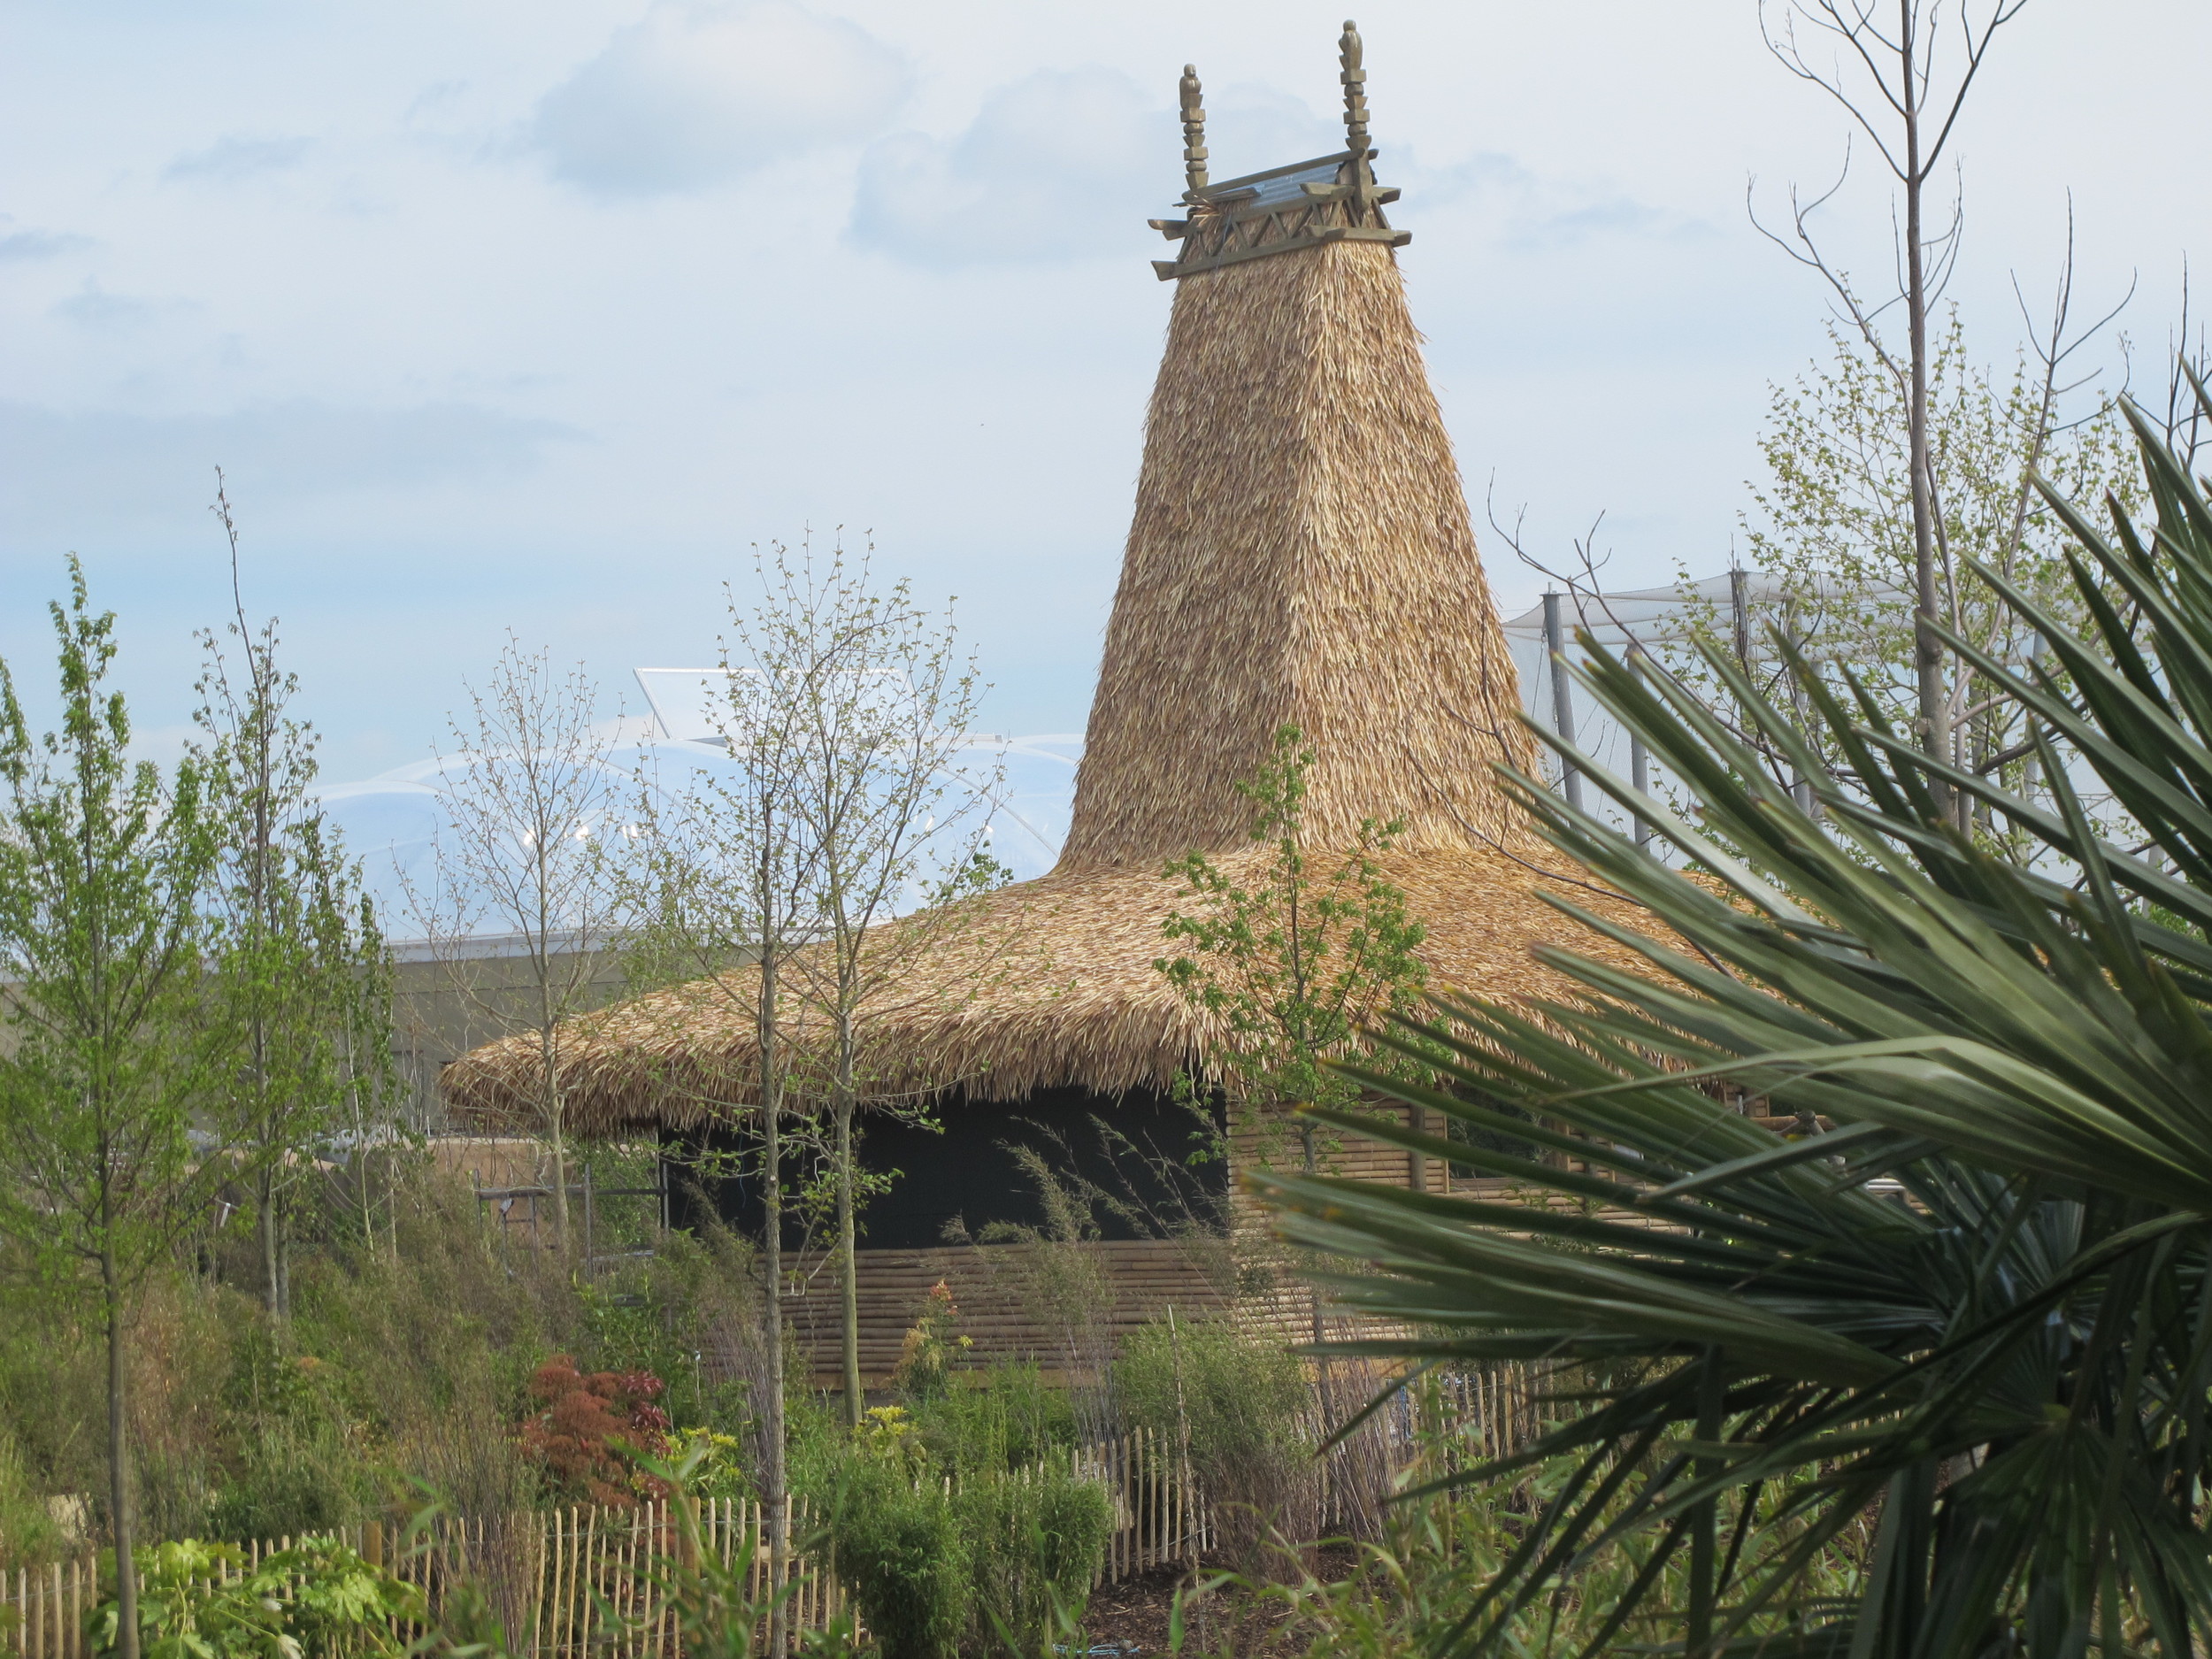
[518, 1356, 671, 1506]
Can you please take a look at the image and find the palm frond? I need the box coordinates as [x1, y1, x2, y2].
[1258, 385, 2212, 1657]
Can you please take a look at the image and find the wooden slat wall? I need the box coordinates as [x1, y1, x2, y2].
[788, 1108, 1508, 1384]
[781, 1237, 1234, 1383]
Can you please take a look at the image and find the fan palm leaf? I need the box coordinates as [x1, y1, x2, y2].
[1251, 387, 2212, 1659]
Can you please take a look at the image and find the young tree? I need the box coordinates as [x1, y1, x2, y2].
[1757, 0, 2027, 783]
[623, 615, 823, 1659]
[1155, 725, 1430, 1345]
[196, 477, 398, 1318]
[763, 543, 1001, 1428]
[0, 564, 225, 1659]
[1658, 309, 2141, 851]
[409, 639, 626, 1256]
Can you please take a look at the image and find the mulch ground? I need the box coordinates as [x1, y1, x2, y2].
[1076, 1546, 1360, 1656]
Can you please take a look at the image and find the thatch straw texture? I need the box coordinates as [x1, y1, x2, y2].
[1059, 237, 1534, 872]
[440, 843, 1648, 1133]
[442, 235, 1595, 1135]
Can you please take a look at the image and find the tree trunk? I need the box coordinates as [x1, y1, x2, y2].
[759, 950, 789, 1659]
[101, 1245, 140, 1659]
[1899, 0, 1947, 807]
[258, 1164, 282, 1322]
[543, 1031, 571, 1256]
[836, 1087, 862, 1430]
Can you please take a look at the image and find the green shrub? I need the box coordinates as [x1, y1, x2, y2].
[910, 1361, 1075, 1479]
[0, 1428, 65, 1568]
[954, 1466, 1113, 1655]
[1115, 1316, 1313, 1564]
[88, 1535, 422, 1659]
[204, 1417, 370, 1543]
[824, 1459, 967, 1659]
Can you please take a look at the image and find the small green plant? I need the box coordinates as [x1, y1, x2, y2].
[825, 1457, 966, 1659]
[956, 1466, 1112, 1656]
[850, 1405, 927, 1473]
[665, 1428, 753, 1502]
[88, 1535, 422, 1659]
[910, 1361, 1075, 1481]
[1116, 1316, 1310, 1568]
[0, 1427, 65, 1568]
[889, 1281, 970, 1401]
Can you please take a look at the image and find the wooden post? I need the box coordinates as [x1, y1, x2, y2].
[582, 1160, 596, 1279]
[1168, 1308, 1195, 1573]
[1178, 65, 1208, 197]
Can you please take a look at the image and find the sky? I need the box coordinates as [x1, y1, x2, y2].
[3, 0, 2206, 786]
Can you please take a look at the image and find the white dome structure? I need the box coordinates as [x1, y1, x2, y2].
[312, 664, 1085, 943]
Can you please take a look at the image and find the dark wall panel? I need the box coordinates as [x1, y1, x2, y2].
[663, 1087, 1225, 1250]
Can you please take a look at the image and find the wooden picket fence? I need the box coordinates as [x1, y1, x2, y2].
[2, 1363, 1545, 1658]
[0, 1500, 850, 1659]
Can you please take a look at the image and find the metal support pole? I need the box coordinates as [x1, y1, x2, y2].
[1628, 647, 1652, 848]
[1785, 595, 1812, 812]
[1542, 591, 1582, 811]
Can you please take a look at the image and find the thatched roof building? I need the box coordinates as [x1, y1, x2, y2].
[444, 25, 1625, 1244]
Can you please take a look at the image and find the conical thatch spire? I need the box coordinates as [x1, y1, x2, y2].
[440, 26, 1632, 1133]
[1059, 37, 1532, 872]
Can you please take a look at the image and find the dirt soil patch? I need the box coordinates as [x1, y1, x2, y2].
[1077, 1546, 1359, 1656]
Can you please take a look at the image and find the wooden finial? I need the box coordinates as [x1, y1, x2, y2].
[1339, 20, 1370, 165]
[1179, 64, 1209, 196]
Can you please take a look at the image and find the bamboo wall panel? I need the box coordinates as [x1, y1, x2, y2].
[780, 1237, 1236, 1383]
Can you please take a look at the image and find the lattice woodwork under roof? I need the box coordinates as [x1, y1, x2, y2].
[1148, 21, 1409, 281]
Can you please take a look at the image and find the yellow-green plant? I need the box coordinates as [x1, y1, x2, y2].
[88, 1536, 421, 1659]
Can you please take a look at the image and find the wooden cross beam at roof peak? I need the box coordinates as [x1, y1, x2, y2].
[1148, 19, 1409, 282]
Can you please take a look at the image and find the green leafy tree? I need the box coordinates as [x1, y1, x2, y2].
[1257, 384, 2212, 1658]
[1669, 312, 2140, 849]
[0, 564, 225, 1659]
[1757, 0, 2030, 773]
[1156, 725, 1431, 1185]
[1156, 726, 1432, 1358]
[620, 596, 825, 1658]
[196, 477, 400, 1317]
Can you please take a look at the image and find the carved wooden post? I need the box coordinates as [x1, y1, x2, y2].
[1340, 20, 1370, 180]
[1179, 65, 1208, 197]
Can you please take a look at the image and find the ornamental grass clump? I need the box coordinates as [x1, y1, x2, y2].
[1116, 1314, 1312, 1572]
[956, 1464, 1112, 1656]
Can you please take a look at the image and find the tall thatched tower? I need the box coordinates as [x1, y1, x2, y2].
[1063, 24, 1535, 872]
[447, 24, 1611, 1377]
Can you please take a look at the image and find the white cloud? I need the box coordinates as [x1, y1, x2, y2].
[0, 227, 93, 261]
[1398, 150, 1711, 250]
[528, 2, 909, 196]
[50, 280, 189, 331]
[849, 70, 1345, 268]
[163, 135, 315, 182]
[0, 400, 583, 534]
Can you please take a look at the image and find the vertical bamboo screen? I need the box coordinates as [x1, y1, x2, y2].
[2, 1363, 1540, 1656]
